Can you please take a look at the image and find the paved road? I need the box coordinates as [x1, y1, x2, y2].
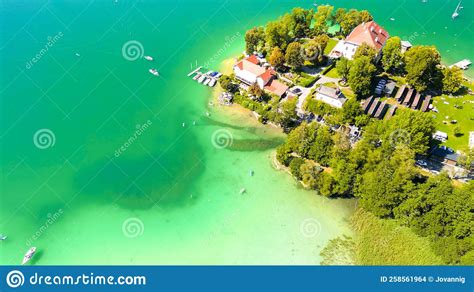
[293, 75, 341, 116]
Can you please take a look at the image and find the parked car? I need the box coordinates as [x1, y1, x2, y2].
[291, 87, 303, 95]
[416, 160, 428, 167]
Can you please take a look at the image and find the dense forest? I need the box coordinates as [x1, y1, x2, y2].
[276, 112, 473, 264]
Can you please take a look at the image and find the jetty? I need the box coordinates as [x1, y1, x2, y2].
[450, 59, 472, 70]
[187, 65, 222, 87]
[187, 66, 203, 77]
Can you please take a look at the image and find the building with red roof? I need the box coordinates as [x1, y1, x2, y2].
[329, 21, 389, 60]
[234, 55, 288, 97]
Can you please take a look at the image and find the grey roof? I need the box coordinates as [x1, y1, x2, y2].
[316, 85, 347, 103]
[383, 81, 396, 95]
[317, 85, 340, 98]
[431, 146, 459, 162]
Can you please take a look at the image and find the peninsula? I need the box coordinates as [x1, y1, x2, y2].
[215, 5, 473, 265]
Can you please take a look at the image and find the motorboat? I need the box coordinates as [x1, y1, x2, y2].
[198, 75, 206, 83]
[22, 247, 36, 265]
[149, 68, 159, 76]
[193, 72, 202, 80]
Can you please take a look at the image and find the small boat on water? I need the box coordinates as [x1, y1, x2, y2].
[22, 247, 36, 265]
[193, 73, 202, 80]
[390, 17, 395, 21]
[149, 68, 159, 76]
[240, 188, 246, 195]
[208, 79, 216, 87]
[452, 0, 462, 19]
[75, 52, 80, 57]
[144, 55, 153, 61]
[203, 78, 211, 86]
[0, 234, 6, 241]
[198, 75, 206, 83]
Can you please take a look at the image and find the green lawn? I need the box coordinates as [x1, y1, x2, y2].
[322, 81, 337, 89]
[341, 87, 355, 99]
[324, 66, 340, 78]
[324, 38, 338, 55]
[431, 82, 474, 150]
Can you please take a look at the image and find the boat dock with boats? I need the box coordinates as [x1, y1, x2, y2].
[187, 66, 222, 87]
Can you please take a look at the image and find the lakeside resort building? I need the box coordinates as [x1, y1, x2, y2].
[314, 84, 347, 108]
[329, 21, 389, 60]
[233, 55, 289, 97]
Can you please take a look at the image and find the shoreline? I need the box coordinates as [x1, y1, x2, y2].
[208, 57, 285, 136]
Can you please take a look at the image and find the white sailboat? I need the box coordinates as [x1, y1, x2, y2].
[452, 0, 463, 19]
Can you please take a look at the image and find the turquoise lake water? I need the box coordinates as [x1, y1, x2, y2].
[0, 0, 471, 264]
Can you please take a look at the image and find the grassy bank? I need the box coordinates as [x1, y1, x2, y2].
[432, 81, 474, 150]
[321, 208, 443, 265]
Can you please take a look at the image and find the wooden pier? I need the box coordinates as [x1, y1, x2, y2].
[187, 66, 203, 77]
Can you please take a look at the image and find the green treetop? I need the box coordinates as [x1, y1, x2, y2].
[285, 42, 304, 69]
[442, 66, 464, 94]
[382, 36, 403, 73]
[313, 5, 334, 35]
[348, 56, 376, 97]
[404, 45, 441, 92]
[244, 27, 265, 54]
[268, 47, 285, 70]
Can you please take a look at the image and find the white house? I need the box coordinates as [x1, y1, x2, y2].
[234, 55, 266, 85]
[329, 21, 389, 60]
[315, 85, 347, 108]
[233, 55, 288, 97]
